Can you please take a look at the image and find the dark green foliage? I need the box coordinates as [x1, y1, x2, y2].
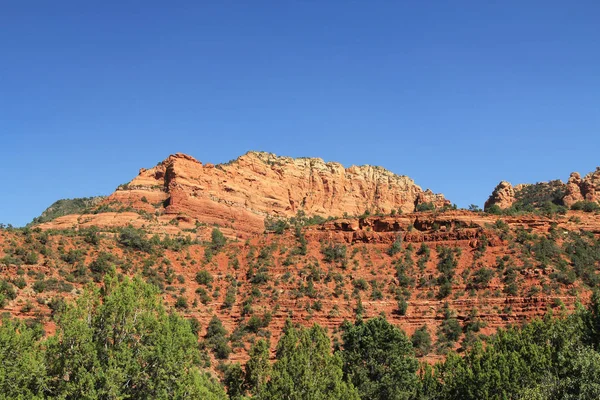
[88, 252, 118, 279]
[411, 325, 432, 357]
[258, 321, 359, 400]
[189, 317, 201, 337]
[396, 249, 416, 288]
[23, 251, 39, 265]
[468, 267, 494, 289]
[512, 180, 566, 210]
[211, 228, 226, 250]
[223, 283, 237, 309]
[532, 235, 561, 267]
[29, 196, 104, 225]
[0, 279, 17, 307]
[295, 226, 308, 255]
[415, 202, 435, 212]
[432, 309, 595, 400]
[195, 269, 214, 286]
[0, 274, 228, 399]
[387, 236, 403, 256]
[205, 315, 231, 360]
[222, 362, 246, 399]
[246, 313, 272, 333]
[175, 296, 188, 309]
[436, 246, 459, 298]
[118, 225, 153, 252]
[340, 316, 420, 400]
[436, 304, 462, 353]
[245, 339, 271, 395]
[61, 248, 85, 265]
[396, 296, 408, 316]
[82, 226, 101, 245]
[0, 317, 47, 399]
[562, 232, 600, 286]
[321, 242, 347, 264]
[352, 278, 369, 291]
[571, 200, 600, 212]
[264, 216, 289, 234]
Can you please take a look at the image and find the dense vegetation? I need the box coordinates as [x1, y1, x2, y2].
[29, 197, 105, 225]
[4, 277, 600, 399]
[0, 273, 227, 399]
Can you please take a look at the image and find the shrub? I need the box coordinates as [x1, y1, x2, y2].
[211, 228, 226, 250]
[196, 270, 214, 286]
[175, 296, 188, 309]
[23, 252, 39, 265]
[469, 267, 494, 289]
[205, 315, 231, 360]
[412, 325, 432, 356]
[571, 201, 600, 213]
[118, 226, 153, 252]
[387, 236, 403, 257]
[397, 296, 408, 315]
[352, 278, 369, 291]
[321, 243, 347, 263]
[0, 280, 17, 305]
[264, 216, 289, 234]
[416, 202, 435, 212]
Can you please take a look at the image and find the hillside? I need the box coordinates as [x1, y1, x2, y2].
[3, 208, 600, 362]
[4, 153, 600, 398]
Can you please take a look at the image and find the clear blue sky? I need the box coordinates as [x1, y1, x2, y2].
[2, 1, 599, 226]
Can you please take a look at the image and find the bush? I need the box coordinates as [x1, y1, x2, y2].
[118, 226, 153, 253]
[175, 296, 188, 309]
[412, 325, 432, 356]
[0, 280, 17, 305]
[205, 315, 231, 360]
[321, 243, 347, 263]
[387, 236, 403, 257]
[469, 267, 494, 289]
[416, 202, 435, 212]
[352, 278, 369, 291]
[23, 252, 39, 265]
[264, 216, 289, 234]
[196, 270, 214, 286]
[61, 249, 85, 265]
[571, 201, 600, 213]
[211, 228, 226, 250]
[397, 296, 408, 315]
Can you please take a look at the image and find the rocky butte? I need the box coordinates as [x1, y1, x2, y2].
[38, 151, 449, 237]
[485, 167, 600, 211]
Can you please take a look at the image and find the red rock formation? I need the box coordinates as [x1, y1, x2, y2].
[484, 181, 517, 210]
[486, 167, 600, 210]
[39, 152, 449, 236]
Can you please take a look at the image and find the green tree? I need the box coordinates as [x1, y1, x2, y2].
[205, 315, 231, 360]
[46, 273, 227, 399]
[245, 338, 271, 395]
[259, 321, 359, 400]
[412, 325, 432, 357]
[211, 228, 227, 250]
[222, 362, 246, 400]
[340, 316, 420, 400]
[0, 318, 47, 399]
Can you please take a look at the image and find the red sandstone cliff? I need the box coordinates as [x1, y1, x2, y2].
[38, 152, 449, 236]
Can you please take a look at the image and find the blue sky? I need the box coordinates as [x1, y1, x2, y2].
[1, 1, 599, 226]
